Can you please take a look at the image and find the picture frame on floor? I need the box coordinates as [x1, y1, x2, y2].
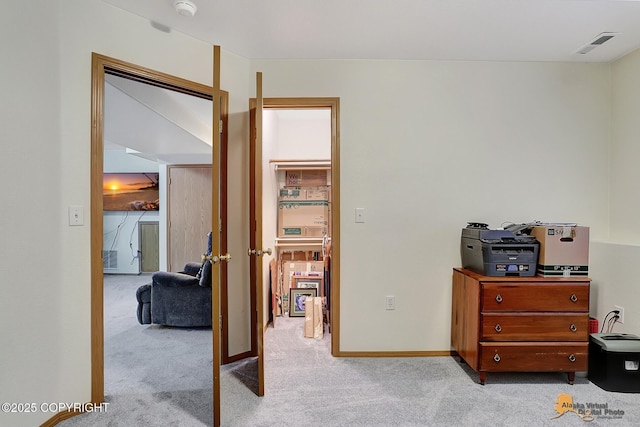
[293, 275, 324, 297]
[289, 288, 317, 317]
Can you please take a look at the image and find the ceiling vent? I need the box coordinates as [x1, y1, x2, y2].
[174, 1, 197, 17]
[575, 32, 619, 55]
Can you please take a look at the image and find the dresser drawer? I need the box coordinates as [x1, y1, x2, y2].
[479, 342, 588, 372]
[481, 313, 589, 341]
[482, 283, 589, 312]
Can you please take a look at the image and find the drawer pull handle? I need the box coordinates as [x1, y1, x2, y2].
[570, 324, 577, 332]
[493, 353, 501, 363]
[494, 324, 502, 333]
[570, 294, 578, 302]
[568, 354, 576, 363]
[495, 294, 503, 303]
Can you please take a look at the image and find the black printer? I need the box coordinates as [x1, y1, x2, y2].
[461, 222, 540, 277]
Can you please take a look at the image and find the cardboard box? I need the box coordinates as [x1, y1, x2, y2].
[313, 296, 323, 339]
[279, 187, 306, 200]
[280, 251, 316, 261]
[305, 186, 331, 201]
[286, 170, 327, 187]
[304, 298, 315, 337]
[304, 297, 324, 339]
[278, 200, 329, 237]
[530, 225, 589, 277]
[281, 261, 324, 290]
[278, 226, 328, 237]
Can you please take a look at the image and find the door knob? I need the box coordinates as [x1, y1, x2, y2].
[248, 248, 272, 256]
[202, 253, 231, 263]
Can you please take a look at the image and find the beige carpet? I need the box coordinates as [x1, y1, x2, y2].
[58, 274, 640, 426]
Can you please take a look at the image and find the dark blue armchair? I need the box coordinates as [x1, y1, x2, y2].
[136, 233, 213, 327]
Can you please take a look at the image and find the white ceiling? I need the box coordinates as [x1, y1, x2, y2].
[102, 0, 640, 63]
[104, 74, 213, 164]
[104, 74, 330, 165]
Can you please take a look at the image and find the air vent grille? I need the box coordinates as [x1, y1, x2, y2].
[103, 250, 118, 269]
[575, 32, 619, 55]
[591, 35, 615, 45]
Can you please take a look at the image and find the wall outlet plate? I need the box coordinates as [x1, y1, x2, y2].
[615, 305, 625, 324]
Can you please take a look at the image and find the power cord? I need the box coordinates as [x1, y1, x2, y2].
[600, 309, 621, 333]
[129, 211, 147, 264]
[606, 314, 621, 333]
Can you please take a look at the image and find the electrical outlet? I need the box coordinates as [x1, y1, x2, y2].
[385, 296, 395, 310]
[615, 305, 625, 324]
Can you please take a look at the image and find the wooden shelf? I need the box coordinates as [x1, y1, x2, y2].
[275, 237, 328, 253]
[270, 159, 330, 171]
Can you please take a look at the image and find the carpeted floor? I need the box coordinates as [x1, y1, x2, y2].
[58, 274, 640, 426]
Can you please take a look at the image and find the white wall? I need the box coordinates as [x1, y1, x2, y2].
[587, 47, 640, 336]
[252, 59, 611, 352]
[262, 111, 280, 323]
[2, 0, 637, 424]
[103, 211, 159, 274]
[590, 242, 640, 334]
[221, 50, 252, 357]
[610, 48, 640, 243]
[103, 150, 161, 274]
[0, 0, 250, 425]
[0, 2, 62, 426]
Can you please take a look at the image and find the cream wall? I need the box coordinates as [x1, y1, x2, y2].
[252, 59, 611, 352]
[587, 47, 640, 336]
[610, 48, 640, 243]
[1, 0, 636, 425]
[0, 1, 251, 426]
[222, 50, 252, 356]
[0, 2, 62, 427]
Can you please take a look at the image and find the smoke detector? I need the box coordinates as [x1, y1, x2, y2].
[174, 1, 197, 17]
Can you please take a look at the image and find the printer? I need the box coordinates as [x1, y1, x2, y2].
[461, 222, 540, 277]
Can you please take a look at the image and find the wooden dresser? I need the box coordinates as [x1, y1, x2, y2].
[451, 268, 590, 385]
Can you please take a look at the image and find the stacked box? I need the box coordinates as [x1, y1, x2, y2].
[306, 185, 331, 201]
[286, 170, 327, 187]
[278, 200, 329, 237]
[530, 225, 589, 277]
[279, 187, 306, 200]
[281, 261, 324, 290]
[279, 186, 331, 201]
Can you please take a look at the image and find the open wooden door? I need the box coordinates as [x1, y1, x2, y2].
[210, 45, 225, 427]
[248, 72, 266, 396]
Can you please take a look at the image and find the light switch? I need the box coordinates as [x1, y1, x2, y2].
[69, 205, 84, 226]
[355, 208, 365, 223]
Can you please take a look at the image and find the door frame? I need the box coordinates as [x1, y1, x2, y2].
[90, 53, 229, 402]
[249, 97, 341, 356]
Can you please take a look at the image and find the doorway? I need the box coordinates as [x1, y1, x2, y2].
[90, 53, 230, 412]
[250, 98, 341, 357]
